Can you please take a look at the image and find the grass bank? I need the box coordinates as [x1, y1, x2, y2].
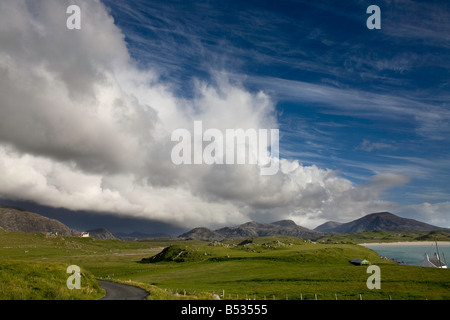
[0, 260, 103, 300]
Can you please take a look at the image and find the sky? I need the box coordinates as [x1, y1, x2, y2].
[0, 0, 449, 235]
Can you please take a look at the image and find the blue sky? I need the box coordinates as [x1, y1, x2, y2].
[0, 0, 449, 232]
[103, 0, 450, 204]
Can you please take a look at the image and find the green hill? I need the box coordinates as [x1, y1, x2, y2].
[141, 245, 207, 263]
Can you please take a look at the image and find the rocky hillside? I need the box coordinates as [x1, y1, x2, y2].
[179, 227, 224, 241]
[216, 220, 322, 239]
[0, 207, 80, 236]
[179, 220, 323, 240]
[314, 221, 343, 233]
[314, 212, 446, 233]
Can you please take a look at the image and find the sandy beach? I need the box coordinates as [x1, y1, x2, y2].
[359, 241, 450, 246]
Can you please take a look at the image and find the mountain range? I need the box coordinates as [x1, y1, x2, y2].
[179, 220, 322, 240]
[179, 212, 449, 240]
[1, 205, 447, 241]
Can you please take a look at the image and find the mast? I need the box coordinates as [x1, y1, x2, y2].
[435, 237, 443, 268]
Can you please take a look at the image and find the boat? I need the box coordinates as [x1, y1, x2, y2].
[421, 240, 447, 268]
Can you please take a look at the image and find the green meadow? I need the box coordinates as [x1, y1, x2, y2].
[1, 229, 449, 300]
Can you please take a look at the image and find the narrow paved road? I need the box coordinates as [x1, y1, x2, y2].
[98, 280, 149, 300]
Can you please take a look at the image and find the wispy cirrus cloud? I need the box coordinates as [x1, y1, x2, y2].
[356, 139, 397, 152]
[246, 75, 450, 140]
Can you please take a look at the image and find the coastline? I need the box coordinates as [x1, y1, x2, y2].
[359, 241, 450, 246]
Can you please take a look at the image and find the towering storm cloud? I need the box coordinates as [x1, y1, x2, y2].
[0, 0, 448, 229]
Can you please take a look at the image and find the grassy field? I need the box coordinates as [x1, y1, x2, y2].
[1, 229, 449, 300]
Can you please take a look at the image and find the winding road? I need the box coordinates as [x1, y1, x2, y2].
[98, 280, 149, 300]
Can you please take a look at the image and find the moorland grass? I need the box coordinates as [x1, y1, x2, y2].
[0, 259, 103, 300]
[1, 230, 449, 300]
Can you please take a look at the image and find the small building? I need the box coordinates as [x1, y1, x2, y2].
[350, 258, 370, 266]
[421, 253, 447, 268]
[81, 232, 89, 237]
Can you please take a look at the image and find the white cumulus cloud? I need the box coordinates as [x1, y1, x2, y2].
[0, 0, 421, 229]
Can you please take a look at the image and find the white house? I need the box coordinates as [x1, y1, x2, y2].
[81, 232, 89, 238]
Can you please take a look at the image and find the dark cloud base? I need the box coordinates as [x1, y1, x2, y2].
[0, 198, 186, 236]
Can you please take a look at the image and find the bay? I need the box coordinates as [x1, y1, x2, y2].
[362, 243, 450, 266]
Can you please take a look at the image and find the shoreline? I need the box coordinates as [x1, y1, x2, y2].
[359, 241, 450, 246]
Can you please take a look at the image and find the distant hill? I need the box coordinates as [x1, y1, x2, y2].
[270, 220, 298, 227]
[179, 227, 223, 241]
[86, 227, 118, 240]
[179, 220, 323, 240]
[217, 220, 322, 239]
[115, 231, 173, 240]
[0, 207, 80, 236]
[180, 212, 447, 241]
[314, 221, 344, 233]
[314, 212, 446, 233]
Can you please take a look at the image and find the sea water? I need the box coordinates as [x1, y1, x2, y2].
[363, 244, 450, 266]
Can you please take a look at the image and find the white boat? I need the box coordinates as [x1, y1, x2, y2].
[421, 240, 447, 268]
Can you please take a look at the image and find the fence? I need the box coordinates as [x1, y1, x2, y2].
[168, 288, 394, 300]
